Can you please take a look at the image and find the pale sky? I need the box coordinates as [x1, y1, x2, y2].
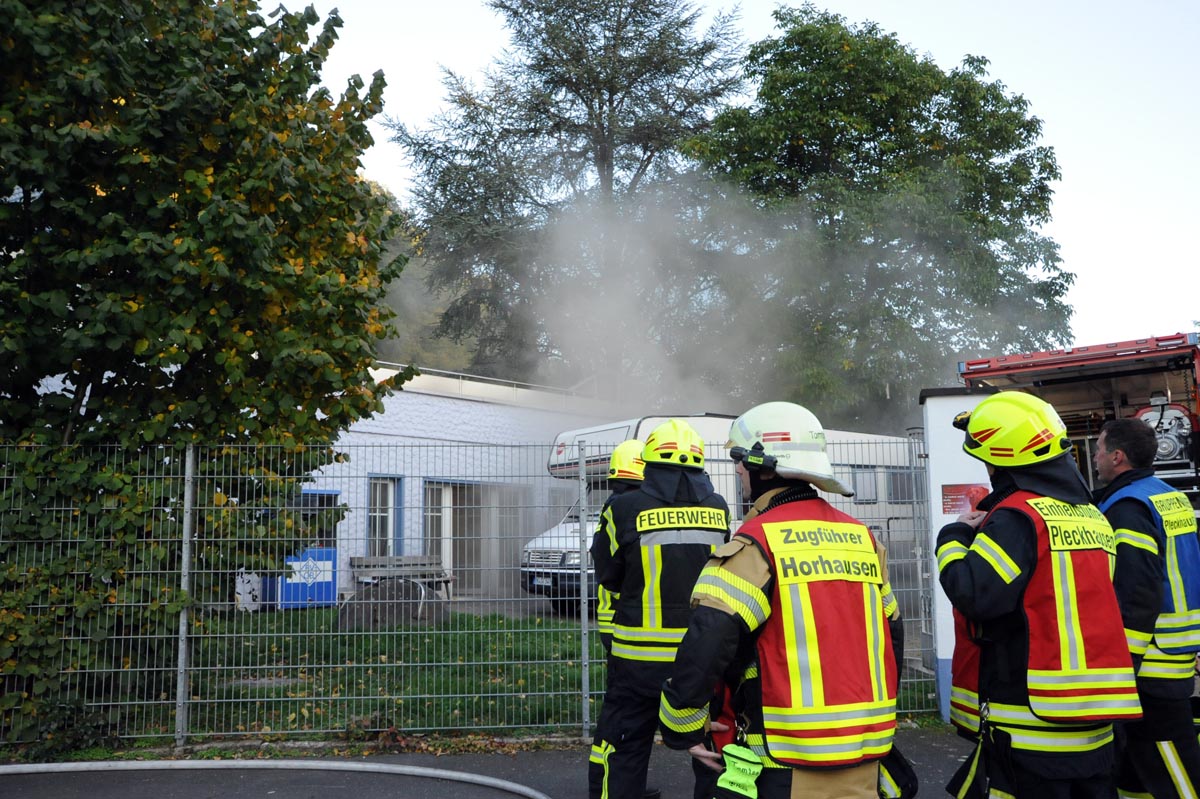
[310, 0, 1199, 350]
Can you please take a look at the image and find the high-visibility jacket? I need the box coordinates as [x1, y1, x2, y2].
[601, 477, 728, 663]
[949, 610, 981, 738]
[734, 498, 897, 768]
[1099, 475, 1200, 655]
[989, 491, 1142, 724]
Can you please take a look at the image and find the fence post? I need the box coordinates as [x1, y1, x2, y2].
[174, 443, 196, 748]
[578, 440, 591, 738]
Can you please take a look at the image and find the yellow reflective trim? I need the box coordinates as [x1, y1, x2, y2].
[1051, 549, 1085, 671]
[1167, 536, 1191, 614]
[764, 728, 893, 763]
[589, 740, 614, 764]
[692, 566, 770, 631]
[591, 740, 616, 799]
[971, 533, 1021, 583]
[659, 694, 708, 733]
[781, 580, 821, 707]
[1156, 739, 1199, 799]
[610, 642, 679, 662]
[1139, 658, 1197, 680]
[937, 540, 968, 571]
[953, 746, 983, 799]
[762, 699, 894, 729]
[998, 723, 1113, 752]
[641, 544, 662, 629]
[881, 581, 898, 618]
[1115, 527, 1159, 555]
[1126, 627, 1151, 656]
[864, 583, 887, 700]
[744, 734, 790, 768]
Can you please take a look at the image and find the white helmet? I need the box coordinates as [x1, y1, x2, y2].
[727, 401, 852, 496]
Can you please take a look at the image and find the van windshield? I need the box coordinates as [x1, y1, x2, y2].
[563, 489, 613, 522]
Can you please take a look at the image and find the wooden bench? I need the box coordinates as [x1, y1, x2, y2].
[348, 555, 453, 617]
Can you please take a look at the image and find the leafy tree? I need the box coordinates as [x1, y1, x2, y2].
[685, 5, 1071, 430]
[0, 0, 410, 748]
[390, 0, 742, 380]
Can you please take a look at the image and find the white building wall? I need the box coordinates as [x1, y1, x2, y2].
[921, 389, 992, 722]
[314, 371, 629, 595]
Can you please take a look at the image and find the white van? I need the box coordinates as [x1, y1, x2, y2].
[519, 414, 742, 613]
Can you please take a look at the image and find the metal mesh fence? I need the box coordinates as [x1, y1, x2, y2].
[0, 436, 935, 744]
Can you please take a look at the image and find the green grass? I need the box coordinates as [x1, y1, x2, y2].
[9, 606, 941, 747]
[180, 609, 608, 739]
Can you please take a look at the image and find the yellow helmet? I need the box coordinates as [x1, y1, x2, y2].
[609, 439, 645, 482]
[728, 401, 852, 496]
[955, 391, 1071, 467]
[642, 419, 705, 469]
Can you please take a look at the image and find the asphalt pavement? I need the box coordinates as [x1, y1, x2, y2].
[0, 725, 974, 799]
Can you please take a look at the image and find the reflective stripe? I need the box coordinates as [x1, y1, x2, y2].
[865, 583, 887, 699]
[1027, 668, 1138, 687]
[612, 625, 687, 641]
[1116, 527, 1159, 554]
[937, 540, 968, 571]
[952, 746, 983, 799]
[1155, 609, 1200, 652]
[1000, 724, 1113, 752]
[611, 624, 687, 662]
[591, 740, 615, 799]
[986, 702, 1115, 752]
[1052, 549, 1083, 671]
[743, 734, 789, 768]
[950, 685, 980, 733]
[1157, 739, 1199, 799]
[879, 760, 901, 798]
[971, 533, 1021, 584]
[1126, 627, 1152, 656]
[763, 701, 895, 728]
[881, 581, 899, 618]
[639, 529, 727, 547]
[642, 543, 663, 629]
[1139, 649, 1197, 680]
[764, 727, 893, 762]
[589, 740, 613, 764]
[692, 567, 770, 631]
[783, 581, 817, 707]
[610, 641, 680, 661]
[659, 694, 708, 734]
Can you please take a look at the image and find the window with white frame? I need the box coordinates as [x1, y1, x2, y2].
[368, 477, 398, 557]
[851, 466, 878, 504]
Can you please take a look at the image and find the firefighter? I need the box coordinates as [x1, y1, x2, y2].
[659, 401, 898, 799]
[937, 391, 1142, 799]
[591, 439, 646, 653]
[589, 419, 730, 799]
[1093, 417, 1200, 799]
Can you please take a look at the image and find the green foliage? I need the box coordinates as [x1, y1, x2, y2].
[0, 0, 414, 750]
[1, 0, 410, 448]
[391, 0, 742, 379]
[683, 5, 1071, 429]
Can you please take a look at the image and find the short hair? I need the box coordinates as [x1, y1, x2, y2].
[1100, 418, 1158, 469]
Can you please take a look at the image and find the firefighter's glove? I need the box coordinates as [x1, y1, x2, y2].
[713, 744, 762, 799]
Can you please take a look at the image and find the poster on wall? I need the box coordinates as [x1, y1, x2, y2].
[941, 483, 990, 515]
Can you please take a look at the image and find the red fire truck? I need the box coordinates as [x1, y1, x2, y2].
[957, 332, 1200, 509]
